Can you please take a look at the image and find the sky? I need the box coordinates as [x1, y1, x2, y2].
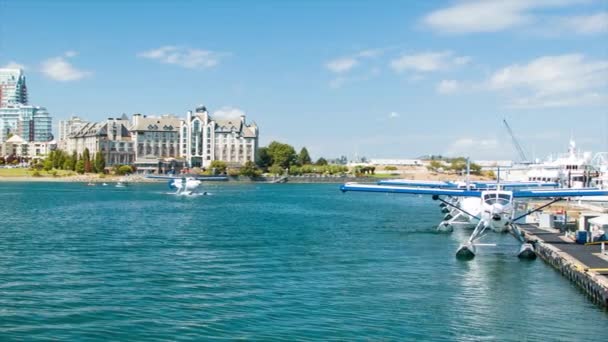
[1, 0, 607, 161]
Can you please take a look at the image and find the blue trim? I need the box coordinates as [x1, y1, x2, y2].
[513, 188, 608, 198]
[340, 184, 482, 197]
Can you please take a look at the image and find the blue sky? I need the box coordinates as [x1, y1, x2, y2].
[1, 0, 607, 160]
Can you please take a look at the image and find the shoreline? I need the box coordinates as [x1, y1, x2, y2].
[0, 173, 491, 184]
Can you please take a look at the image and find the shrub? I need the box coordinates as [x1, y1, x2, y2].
[32, 170, 42, 177]
[227, 168, 240, 177]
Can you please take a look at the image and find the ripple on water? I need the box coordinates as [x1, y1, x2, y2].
[0, 182, 606, 341]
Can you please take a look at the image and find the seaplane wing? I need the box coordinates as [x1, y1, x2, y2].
[378, 179, 453, 187]
[145, 175, 228, 181]
[340, 183, 482, 197]
[512, 188, 608, 198]
[378, 179, 558, 189]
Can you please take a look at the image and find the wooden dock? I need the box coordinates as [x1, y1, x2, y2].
[518, 223, 608, 308]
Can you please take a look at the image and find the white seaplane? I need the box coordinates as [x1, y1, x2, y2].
[340, 182, 608, 259]
[146, 174, 228, 196]
[378, 179, 559, 232]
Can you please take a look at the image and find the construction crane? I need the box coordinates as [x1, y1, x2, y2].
[503, 119, 529, 163]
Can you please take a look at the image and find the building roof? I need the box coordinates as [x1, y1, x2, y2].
[5, 134, 25, 144]
[131, 115, 181, 132]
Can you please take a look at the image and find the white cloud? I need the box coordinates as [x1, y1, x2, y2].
[326, 57, 358, 73]
[325, 48, 386, 74]
[437, 80, 460, 94]
[64, 50, 78, 58]
[138, 46, 227, 69]
[388, 111, 400, 119]
[559, 12, 608, 34]
[41, 53, 91, 81]
[444, 138, 499, 157]
[390, 51, 470, 73]
[213, 106, 246, 118]
[1, 61, 26, 70]
[423, 0, 591, 34]
[488, 54, 608, 108]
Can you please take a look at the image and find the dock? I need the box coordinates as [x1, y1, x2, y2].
[518, 223, 608, 308]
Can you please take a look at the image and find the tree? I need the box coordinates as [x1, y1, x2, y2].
[210, 160, 227, 174]
[94, 151, 105, 173]
[297, 147, 312, 166]
[267, 141, 297, 168]
[255, 147, 272, 170]
[43, 157, 53, 171]
[82, 148, 92, 173]
[315, 157, 328, 166]
[75, 160, 85, 174]
[268, 163, 283, 175]
[116, 165, 133, 175]
[427, 160, 443, 172]
[70, 151, 77, 171]
[240, 161, 261, 177]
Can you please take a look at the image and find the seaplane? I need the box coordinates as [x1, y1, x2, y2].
[145, 174, 228, 196]
[377, 178, 559, 232]
[340, 182, 608, 259]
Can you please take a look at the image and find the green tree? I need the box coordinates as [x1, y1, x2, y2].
[297, 147, 312, 166]
[210, 160, 227, 174]
[94, 151, 105, 173]
[268, 163, 283, 175]
[116, 165, 133, 175]
[43, 157, 53, 171]
[82, 148, 92, 173]
[255, 147, 272, 170]
[427, 160, 443, 172]
[315, 157, 328, 166]
[70, 151, 78, 171]
[267, 141, 297, 168]
[75, 159, 85, 174]
[240, 161, 261, 177]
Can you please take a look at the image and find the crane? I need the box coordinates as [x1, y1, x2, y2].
[503, 119, 529, 163]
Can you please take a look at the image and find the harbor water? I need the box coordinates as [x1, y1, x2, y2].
[1, 182, 606, 340]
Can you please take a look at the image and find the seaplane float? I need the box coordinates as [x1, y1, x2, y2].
[145, 174, 228, 196]
[340, 181, 608, 259]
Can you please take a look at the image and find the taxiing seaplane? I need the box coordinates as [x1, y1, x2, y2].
[145, 174, 228, 196]
[340, 182, 608, 259]
[378, 179, 559, 232]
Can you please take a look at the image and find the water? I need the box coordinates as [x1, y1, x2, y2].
[0, 182, 606, 341]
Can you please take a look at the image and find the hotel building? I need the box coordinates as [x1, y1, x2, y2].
[180, 106, 258, 168]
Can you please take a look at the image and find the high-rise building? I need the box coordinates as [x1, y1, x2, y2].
[0, 105, 53, 143]
[0, 68, 28, 107]
[58, 115, 89, 150]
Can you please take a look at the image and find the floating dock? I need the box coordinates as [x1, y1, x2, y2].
[518, 223, 608, 308]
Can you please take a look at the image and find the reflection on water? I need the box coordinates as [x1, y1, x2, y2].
[0, 182, 605, 341]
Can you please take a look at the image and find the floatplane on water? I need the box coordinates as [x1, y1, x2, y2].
[378, 178, 559, 232]
[340, 181, 608, 259]
[146, 174, 228, 196]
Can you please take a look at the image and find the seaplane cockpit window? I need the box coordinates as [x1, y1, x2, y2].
[483, 194, 511, 205]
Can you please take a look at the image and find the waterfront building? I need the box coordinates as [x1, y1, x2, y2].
[0, 68, 28, 107]
[67, 117, 134, 166]
[180, 106, 258, 168]
[0, 134, 55, 158]
[58, 116, 89, 150]
[0, 105, 53, 143]
[130, 113, 182, 173]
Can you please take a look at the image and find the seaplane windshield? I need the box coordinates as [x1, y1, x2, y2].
[483, 193, 511, 205]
